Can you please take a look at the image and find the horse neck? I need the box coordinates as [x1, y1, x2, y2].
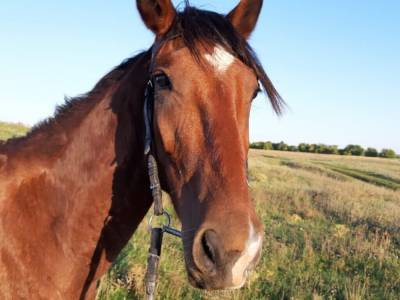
[0, 86, 139, 235]
[0, 53, 154, 298]
[6, 65, 152, 228]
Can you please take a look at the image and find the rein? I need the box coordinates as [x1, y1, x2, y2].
[143, 78, 182, 300]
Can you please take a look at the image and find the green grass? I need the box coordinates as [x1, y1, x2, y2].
[97, 150, 400, 300]
[0, 121, 29, 141]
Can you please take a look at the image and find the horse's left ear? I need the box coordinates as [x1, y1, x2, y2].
[227, 0, 263, 39]
[136, 0, 176, 36]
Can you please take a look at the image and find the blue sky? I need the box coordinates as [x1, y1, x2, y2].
[0, 1, 399, 152]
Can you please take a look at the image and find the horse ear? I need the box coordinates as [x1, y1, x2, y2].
[136, 0, 176, 36]
[227, 0, 263, 39]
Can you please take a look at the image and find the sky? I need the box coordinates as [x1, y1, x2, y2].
[0, 1, 399, 152]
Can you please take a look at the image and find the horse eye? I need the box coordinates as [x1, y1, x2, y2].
[153, 73, 172, 90]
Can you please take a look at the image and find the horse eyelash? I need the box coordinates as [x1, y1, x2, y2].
[252, 84, 262, 100]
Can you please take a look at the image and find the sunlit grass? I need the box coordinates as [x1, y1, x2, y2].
[0, 121, 29, 141]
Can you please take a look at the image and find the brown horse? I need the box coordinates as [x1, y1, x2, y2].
[0, 0, 283, 299]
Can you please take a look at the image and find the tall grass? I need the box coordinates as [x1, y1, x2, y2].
[97, 150, 400, 299]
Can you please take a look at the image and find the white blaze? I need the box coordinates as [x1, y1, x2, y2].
[204, 46, 235, 73]
[231, 219, 262, 288]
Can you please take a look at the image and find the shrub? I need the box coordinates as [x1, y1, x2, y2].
[272, 142, 288, 151]
[327, 145, 339, 155]
[263, 141, 273, 150]
[380, 149, 397, 159]
[343, 145, 364, 156]
[339, 149, 352, 155]
[250, 142, 265, 149]
[298, 143, 308, 152]
[315, 144, 339, 154]
[308, 144, 317, 153]
[277, 142, 288, 151]
[365, 148, 378, 157]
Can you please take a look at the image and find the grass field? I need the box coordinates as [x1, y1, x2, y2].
[1, 125, 399, 299]
[0, 121, 30, 141]
[97, 150, 400, 300]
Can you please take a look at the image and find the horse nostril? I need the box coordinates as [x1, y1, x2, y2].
[199, 230, 219, 271]
[202, 231, 216, 264]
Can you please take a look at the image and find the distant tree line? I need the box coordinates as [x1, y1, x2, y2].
[250, 141, 398, 159]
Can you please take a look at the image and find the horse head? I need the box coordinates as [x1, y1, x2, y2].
[137, 0, 283, 290]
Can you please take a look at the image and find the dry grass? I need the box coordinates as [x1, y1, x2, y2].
[97, 150, 400, 299]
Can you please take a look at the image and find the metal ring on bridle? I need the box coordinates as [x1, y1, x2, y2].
[148, 210, 172, 229]
[149, 183, 160, 190]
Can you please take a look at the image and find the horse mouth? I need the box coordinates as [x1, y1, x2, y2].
[185, 251, 257, 291]
[186, 264, 253, 290]
[187, 267, 208, 289]
[185, 256, 217, 290]
[184, 240, 263, 290]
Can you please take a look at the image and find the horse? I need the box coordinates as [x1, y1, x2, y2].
[0, 0, 283, 299]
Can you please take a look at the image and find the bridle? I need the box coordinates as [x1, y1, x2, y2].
[142, 51, 182, 299]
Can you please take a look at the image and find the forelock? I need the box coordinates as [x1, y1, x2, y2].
[155, 3, 285, 114]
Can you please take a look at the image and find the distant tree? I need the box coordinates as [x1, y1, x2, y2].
[298, 143, 308, 152]
[380, 149, 397, 159]
[267, 142, 285, 151]
[344, 144, 364, 156]
[327, 145, 339, 155]
[308, 144, 317, 153]
[339, 149, 351, 155]
[365, 147, 378, 157]
[316, 144, 338, 154]
[250, 141, 392, 157]
[263, 141, 273, 150]
[315, 144, 327, 154]
[276, 141, 288, 151]
[250, 142, 264, 149]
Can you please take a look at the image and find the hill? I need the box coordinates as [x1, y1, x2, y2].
[97, 150, 400, 299]
[0, 121, 29, 141]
